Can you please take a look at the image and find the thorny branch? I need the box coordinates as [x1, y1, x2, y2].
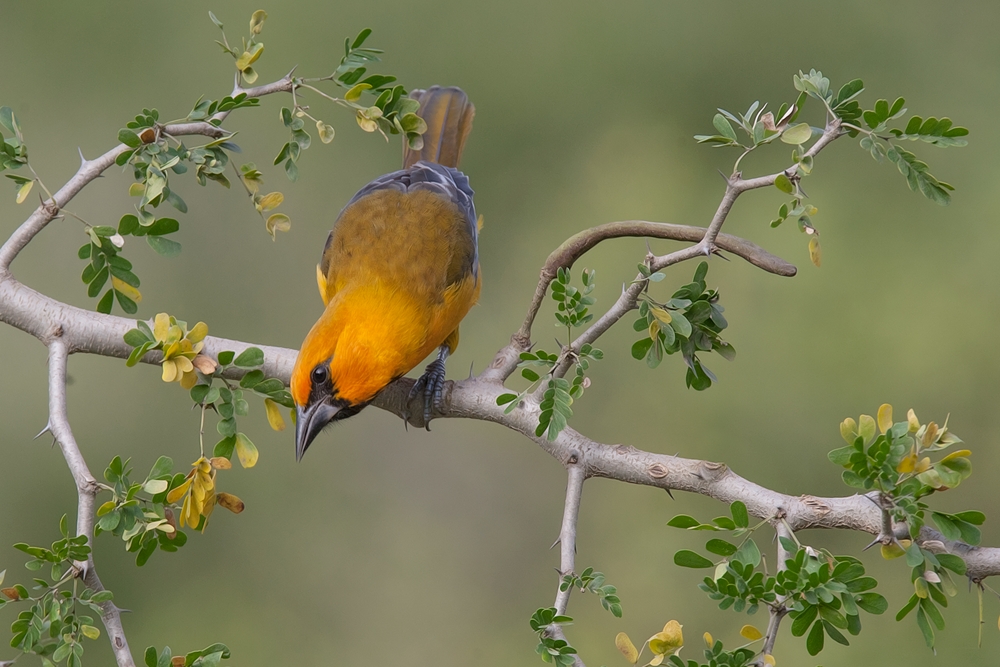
[47, 339, 136, 667]
[0, 71, 297, 667]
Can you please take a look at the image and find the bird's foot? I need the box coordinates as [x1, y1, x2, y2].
[407, 357, 447, 430]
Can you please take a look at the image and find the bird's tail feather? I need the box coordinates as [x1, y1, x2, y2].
[403, 86, 475, 169]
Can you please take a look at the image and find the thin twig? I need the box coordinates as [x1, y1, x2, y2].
[549, 462, 586, 667]
[48, 339, 136, 667]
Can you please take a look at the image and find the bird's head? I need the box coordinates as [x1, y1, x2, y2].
[290, 306, 401, 460]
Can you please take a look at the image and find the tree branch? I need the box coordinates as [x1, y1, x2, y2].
[549, 463, 586, 667]
[48, 339, 136, 667]
[0, 73, 296, 274]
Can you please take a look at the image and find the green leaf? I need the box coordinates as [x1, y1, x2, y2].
[733, 538, 761, 567]
[780, 123, 812, 145]
[217, 351, 235, 366]
[146, 236, 181, 257]
[118, 129, 142, 148]
[806, 619, 825, 655]
[856, 593, 888, 615]
[673, 550, 714, 568]
[96, 289, 115, 314]
[774, 173, 795, 194]
[915, 606, 934, 648]
[730, 500, 748, 528]
[666, 514, 699, 529]
[233, 347, 264, 368]
[705, 539, 737, 556]
[712, 114, 738, 142]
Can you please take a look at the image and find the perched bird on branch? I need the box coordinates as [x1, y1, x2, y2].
[291, 86, 478, 459]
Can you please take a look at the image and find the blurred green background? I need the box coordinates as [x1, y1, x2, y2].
[2, 1, 999, 665]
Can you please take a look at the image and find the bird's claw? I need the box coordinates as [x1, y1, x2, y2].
[407, 357, 447, 430]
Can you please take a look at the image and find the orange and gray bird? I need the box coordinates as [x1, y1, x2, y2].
[291, 86, 478, 459]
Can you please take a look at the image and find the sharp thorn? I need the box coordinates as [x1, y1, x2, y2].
[467, 361, 475, 380]
[77, 147, 87, 166]
[713, 249, 731, 262]
[717, 169, 729, 181]
[664, 488, 675, 500]
[862, 538, 880, 551]
[286, 65, 299, 79]
[550, 537, 561, 550]
[34, 422, 52, 440]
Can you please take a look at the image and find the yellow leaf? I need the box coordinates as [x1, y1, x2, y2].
[907, 408, 920, 433]
[941, 449, 972, 463]
[739, 625, 763, 641]
[650, 306, 672, 325]
[111, 276, 142, 303]
[808, 237, 821, 267]
[615, 632, 638, 664]
[839, 417, 857, 444]
[166, 477, 191, 504]
[235, 44, 264, 71]
[15, 179, 34, 204]
[241, 66, 258, 85]
[97, 500, 117, 517]
[703, 632, 713, 648]
[880, 542, 905, 560]
[345, 83, 372, 103]
[897, 453, 917, 474]
[161, 359, 178, 383]
[264, 398, 286, 431]
[648, 320, 661, 341]
[235, 432, 259, 468]
[649, 655, 664, 667]
[81, 624, 101, 640]
[877, 404, 893, 434]
[257, 191, 284, 211]
[153, 313, 170, 342]
[316, 120, 335, 144]
[914, 457, 931, 473]
[187, 321, 208, 343]
[649, 621, 683, 655]
[356, 112, 378, 132]
[180, 370, 198, 389]
[914, 577, 929, 599]
[128, 182, 145, 197]
[763, 654, 776, 666]
[173, 356, 194, 374]
[921, 422, 939, 447]
[858, 414, 876, 442]
[249, 9, 267, 34]
[216, 492, 245, 514]
[266, 213, 291, 238]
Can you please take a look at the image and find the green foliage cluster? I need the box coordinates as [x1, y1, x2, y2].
[662, 639, 755, 667]
[144, 643, 231, 667]
[0, 106, 32, 202]
[529, 607, 577, 666]
[670, 501, 889, 657]
[631, 262, 734, 390]
[1, 518, 110, 667]
[96, 455, 189, 566]
[561, 567, 623, 618]
[827, 405, 978, 647]
[497, 268, 604, 441]
[76, 214, 180, 314]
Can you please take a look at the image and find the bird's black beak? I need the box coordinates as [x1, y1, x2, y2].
[295, 401, 341, 461]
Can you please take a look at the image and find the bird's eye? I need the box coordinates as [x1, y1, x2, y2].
[311, 365, 329, 386]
